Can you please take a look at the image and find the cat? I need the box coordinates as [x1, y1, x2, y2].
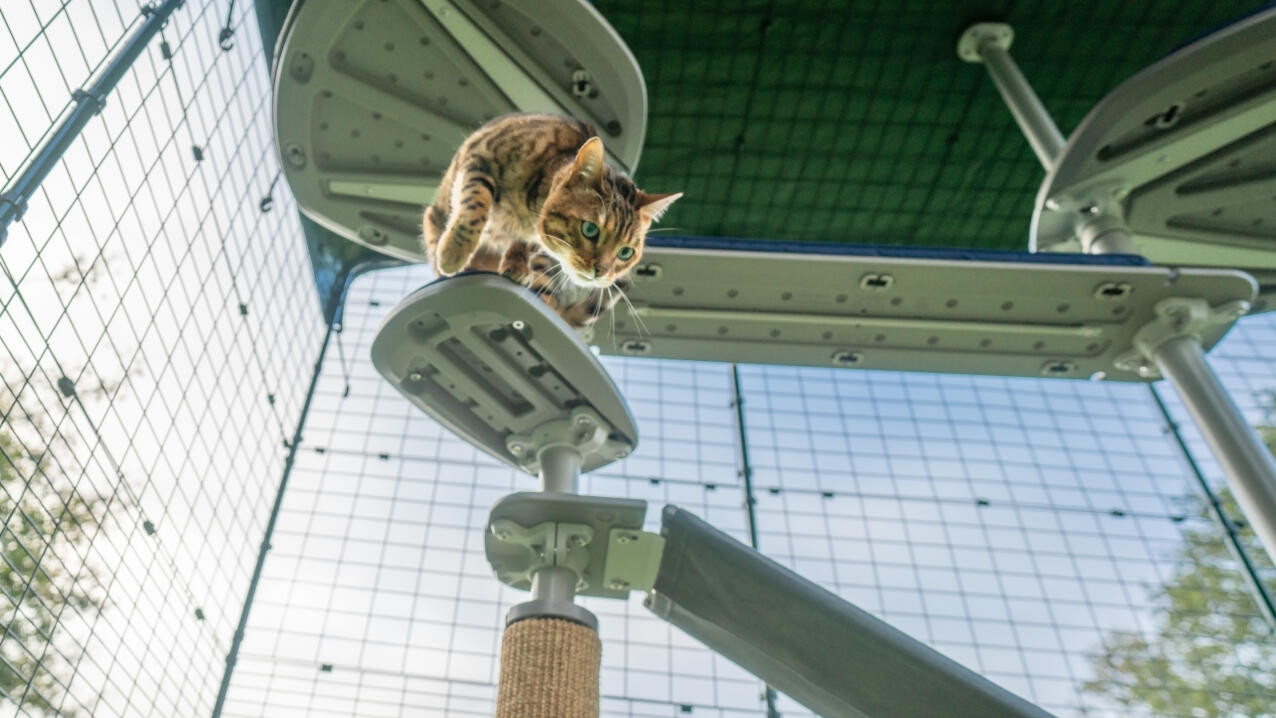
[422, 113, 681, 327]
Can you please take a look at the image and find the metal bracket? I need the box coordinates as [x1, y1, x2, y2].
[484, 492, 651, 599]
[71, 88, 107, 115]
[505, 406, 631, 474]
[956, 22, 1013, 63]
[489, 519, 594, 591]
[1115, 297, 1250, 378]
[601, 528, 665, 592]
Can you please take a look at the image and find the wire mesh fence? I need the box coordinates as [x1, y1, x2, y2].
[2, 1, 1275, 718]
[2, 1, 323, 714]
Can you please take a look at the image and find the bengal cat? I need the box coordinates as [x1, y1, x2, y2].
[422, 113, 681, 328]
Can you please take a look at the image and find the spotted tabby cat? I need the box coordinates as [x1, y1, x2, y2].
[423, 113, 681, 327]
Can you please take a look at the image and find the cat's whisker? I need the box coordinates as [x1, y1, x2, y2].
[643, 227, 684, 233]
[616, 284, 650, 339]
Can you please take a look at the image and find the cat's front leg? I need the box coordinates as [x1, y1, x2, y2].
[436, 161, 496, 275]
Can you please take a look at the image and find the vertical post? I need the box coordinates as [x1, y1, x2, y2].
[497, 446, 599, 718]
[1151, 336, 1276, 561]
[956, 23, 1065, 172]
[729, 365, 782, 718]
[210, 265, 354, 717]
[538, 444, 582, 494]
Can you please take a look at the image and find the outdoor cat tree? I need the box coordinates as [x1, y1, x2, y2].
[272, 0, 1276, 715]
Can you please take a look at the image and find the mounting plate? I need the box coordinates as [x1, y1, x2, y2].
[272, 0, 647, 261]
[485, 492, 649, 600]
[587, 245, 1257, 382]
[1031, 6, 1276, 272]
[370, 273, 638, 475]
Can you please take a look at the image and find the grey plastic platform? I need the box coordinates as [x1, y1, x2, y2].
[584, 243, 1256, 382]
[1031, 6, 1276, 270]
[272, 0, 646, 262]
[369, 273, 638, 476]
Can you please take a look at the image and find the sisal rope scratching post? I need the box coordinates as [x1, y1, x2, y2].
[496, 617, 600, 718]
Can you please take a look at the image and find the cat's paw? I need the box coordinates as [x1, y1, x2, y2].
[435, 243, 471, 276]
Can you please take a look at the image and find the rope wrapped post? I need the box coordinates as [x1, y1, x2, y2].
[496, 617, 600, 718]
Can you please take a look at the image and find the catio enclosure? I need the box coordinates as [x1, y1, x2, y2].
[1, 1, 1276, 717]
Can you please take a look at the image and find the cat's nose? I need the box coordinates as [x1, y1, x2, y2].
[593, 262, 607, 275]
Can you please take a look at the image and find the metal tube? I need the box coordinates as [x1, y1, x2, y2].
[1148, 385, 1276, 628]
[1152, 336, 1276, 559]
[211, 265, 354, 718]
[1083, 224, 1141, 255]
[978, 43, 1066, 171]
[531, 566, 578, 602]
[0, 0, 187, 247]
[538, 445, 582, 493]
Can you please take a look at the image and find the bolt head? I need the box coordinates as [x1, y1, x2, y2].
[608, 578, 630, 590]
[407, 371, 423, 381]
[512, 320, 526, 331]
[509, 444, 523, 454]
[568, 534, 588, 548]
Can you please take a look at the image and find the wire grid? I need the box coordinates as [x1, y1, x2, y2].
[219, 264, 770, 717]
[590, 0, 1260, 248]
[1, 1, 323, 715]
[741, 315, 1276, 718]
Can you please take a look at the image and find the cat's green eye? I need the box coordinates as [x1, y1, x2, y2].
[617, 246, 635, 260]
[580, 220, 600, 239]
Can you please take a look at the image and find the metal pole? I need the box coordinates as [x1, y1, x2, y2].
[1152, 336, 1276, 560]
[1148, 385, 1276, 628]
[538, 444, 582, 493]
[729, 365, 781, 718]
[210, 266, 353, 718]
[962, 30, 1065, 172]
[0, 0, 187, 247]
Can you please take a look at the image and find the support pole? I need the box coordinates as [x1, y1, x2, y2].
[960, 22, 1276, 569]
[538, 444, 582, 493]
[957, 23, 1064, 171]
[496, 442, 599, 717]
[0, 0, 187, 247]
[1152, 336, 1276, 559]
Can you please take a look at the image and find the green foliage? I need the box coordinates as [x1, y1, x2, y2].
[1, 414, 103, 716]
[1085, 455, 1276, 715]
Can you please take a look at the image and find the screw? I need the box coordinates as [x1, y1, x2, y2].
[617, 533, 639, 544]
[608, 578, 630, 590]
[512, 320, 526, 331]
[494, 528, 511, 541]
[407, 370, 423, 381]
[568, 535, 588, 548]
[509, 444, 523, 454]
[575, 415, 591, 425]
[577, 430, 592, 442]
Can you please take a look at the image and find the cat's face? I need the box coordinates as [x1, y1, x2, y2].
[538, 137, 680, 289]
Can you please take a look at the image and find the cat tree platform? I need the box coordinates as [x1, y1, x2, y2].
[271, 0, 646, 262]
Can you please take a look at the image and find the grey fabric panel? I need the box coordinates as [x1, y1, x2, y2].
[648, 506, 1056, 718]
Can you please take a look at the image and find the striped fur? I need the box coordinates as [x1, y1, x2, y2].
[423, 113, 681, 328]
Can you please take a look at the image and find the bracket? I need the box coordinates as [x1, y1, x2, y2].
[505, 406, 630, 474]
[1114, 297, 1251, 378]
[485, 492, 654, 599]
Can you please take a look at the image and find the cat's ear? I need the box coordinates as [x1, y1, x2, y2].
[570, 137, 606, 188]
[637, 191, 682, 222]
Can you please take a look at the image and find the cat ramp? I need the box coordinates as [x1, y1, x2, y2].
[272, 0, 646, 262]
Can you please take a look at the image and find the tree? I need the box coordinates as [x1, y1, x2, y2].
[1, 401, 104, 716]
[1084, 399, 1276, 717]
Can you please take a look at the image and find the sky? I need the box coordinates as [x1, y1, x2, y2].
[2, 1, 1276, 717]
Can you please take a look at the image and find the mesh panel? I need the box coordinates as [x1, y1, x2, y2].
[0, 1, 323, 714]
[591, 0, 1258, 248]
